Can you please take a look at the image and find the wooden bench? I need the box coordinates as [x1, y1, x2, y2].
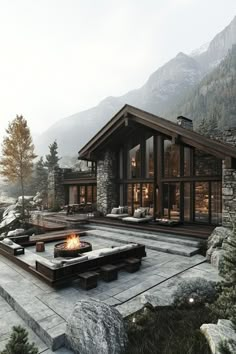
[0, 241, 24, 256]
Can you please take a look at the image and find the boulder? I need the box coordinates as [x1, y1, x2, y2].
[210, 248, 225, 270]
[201, 319, 236, 354]
[206, 227, 232, 262]
[66, 300, 127, 354]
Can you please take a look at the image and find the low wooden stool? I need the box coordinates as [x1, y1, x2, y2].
[36, 242, 45, 252]
[125, 258, 141, 273]
[79, 271, 98, 290]
[100, 264, 118, 282]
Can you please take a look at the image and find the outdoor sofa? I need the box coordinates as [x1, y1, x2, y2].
[106, 206, 129, 219]
[122, 207, 153, 223]
[34, 243, 146, 286]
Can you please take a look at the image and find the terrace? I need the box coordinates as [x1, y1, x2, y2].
[0, 215, 220, 352]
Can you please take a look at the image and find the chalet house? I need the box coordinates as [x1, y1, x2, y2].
[60, 105, 236, 227]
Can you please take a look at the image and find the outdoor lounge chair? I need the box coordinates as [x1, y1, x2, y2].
[122, 207, 153, 223]
[34, 243, 146, 286]
[106, 206, 129, 219]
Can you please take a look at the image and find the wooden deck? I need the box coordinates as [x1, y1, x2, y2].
[88, 217, 214, 240]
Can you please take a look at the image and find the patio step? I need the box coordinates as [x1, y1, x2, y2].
[87, 224, 202, 247]
[86, 227, 201, 257]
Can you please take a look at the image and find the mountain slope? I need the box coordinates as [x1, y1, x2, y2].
[35, 16, 236, 156]
[174, 45, 236, 130]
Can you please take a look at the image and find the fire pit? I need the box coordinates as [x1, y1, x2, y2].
[54, 233, 92, 258]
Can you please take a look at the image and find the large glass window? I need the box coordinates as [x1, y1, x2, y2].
[142, 183, 154, 212]
[195, 182, 209, 223]
[133, 184, 141, 210]
[184, 183, 191, 221]
[128, 144, 141, 178]
[163, 183, 180, 220]
[127, 184, 132, 215]
[69, 186, 78, 204]
[195, 150, 222, 176]
[87, 186, 92, 203]
[211, 182, 222, 224]
[184, 146, 191, 176]
[164, 139, 180, 177]
[145, 136, 154, 178]
[79, 186, 86, 204]
[93, 185, 97, 203]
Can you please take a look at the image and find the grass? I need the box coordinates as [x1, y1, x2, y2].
[125, 305, 217, 354]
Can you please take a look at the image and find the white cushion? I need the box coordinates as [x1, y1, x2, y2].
[61, 255, 88, 265]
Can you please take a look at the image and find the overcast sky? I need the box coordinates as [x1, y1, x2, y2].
[0, 0, 235, 140]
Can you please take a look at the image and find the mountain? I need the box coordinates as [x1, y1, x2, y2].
[35, 16, 236, 156]
[174, 45, 236, 131]
[192, 16, 236, 72]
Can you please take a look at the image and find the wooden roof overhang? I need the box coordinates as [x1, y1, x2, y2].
[79, 104, 236, 162]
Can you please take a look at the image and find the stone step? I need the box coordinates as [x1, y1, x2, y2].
[87, 224, 202, 248]
[86, 229, 200, 257]
[0, 282, 66, 351]
[0, 296, 72, 354]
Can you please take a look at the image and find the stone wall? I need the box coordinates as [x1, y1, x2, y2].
[213, 129, 236, 227]
[96, 150, 118, 215]
[48, 167, 65, 209]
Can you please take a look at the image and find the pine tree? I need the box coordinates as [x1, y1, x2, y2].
[33, 157, 48, 199]
[0, 115, 37, 217]
[1, 326, 38, 354]
[44, 140, 60, 171]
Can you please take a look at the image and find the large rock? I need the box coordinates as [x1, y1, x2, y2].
[201, 319, 236, 354]
[210, 249, 225, 269]
[66, 300, 127, 354]
[206, 227, 232, 262]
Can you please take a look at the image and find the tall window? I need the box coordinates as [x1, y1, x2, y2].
[127, 184, 132, 215]
[164, 139, 180, 177]
[184, 146, 191, 176]
[69, 186, 78, 204]
[163, 183, 180, 220]
[133, 184, 141, 210]
[145, 136, 154, 178]
[128, 144, 141, 178]
[93, 185, 97, 203]
[211, 182, 222, 224]
[87, 186, 92, 203]
[142, 183, 153, 207]
[79, 186, 86, 204]
[195, 182, 209, 223]
[195, 150, 222, 176]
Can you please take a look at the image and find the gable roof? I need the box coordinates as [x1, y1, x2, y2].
[79, 104, 236, 160]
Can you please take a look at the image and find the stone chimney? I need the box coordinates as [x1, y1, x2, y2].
[177, 116, 193, 130]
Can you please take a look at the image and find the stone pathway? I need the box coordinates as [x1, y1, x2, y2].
[0, 229, 221, 352]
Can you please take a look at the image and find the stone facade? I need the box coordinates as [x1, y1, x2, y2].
[47, 167, 65, 209]
[213, 129, 236, 227]
[96, 150, 118, 215]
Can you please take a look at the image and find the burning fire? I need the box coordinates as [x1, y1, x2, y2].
[66, 233, 80, 250]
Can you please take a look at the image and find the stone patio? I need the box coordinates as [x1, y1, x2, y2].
[0, 229, 221, 352]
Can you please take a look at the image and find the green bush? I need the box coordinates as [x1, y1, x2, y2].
[1, 326, 38, 354]
[125, 306, 215, 354]
[173, 278, 217, 308]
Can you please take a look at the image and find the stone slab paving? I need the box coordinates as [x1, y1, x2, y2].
[0, 231, 220, 351]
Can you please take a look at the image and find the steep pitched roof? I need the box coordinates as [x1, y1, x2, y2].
[79, 104, 236, 160]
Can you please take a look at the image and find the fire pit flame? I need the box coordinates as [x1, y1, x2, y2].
[66, 233, 80, 250]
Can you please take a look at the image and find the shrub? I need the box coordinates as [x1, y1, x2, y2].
[1, 326, 38, 354]
[125, 306, 214, 354]
[173, 278, 217, 308]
